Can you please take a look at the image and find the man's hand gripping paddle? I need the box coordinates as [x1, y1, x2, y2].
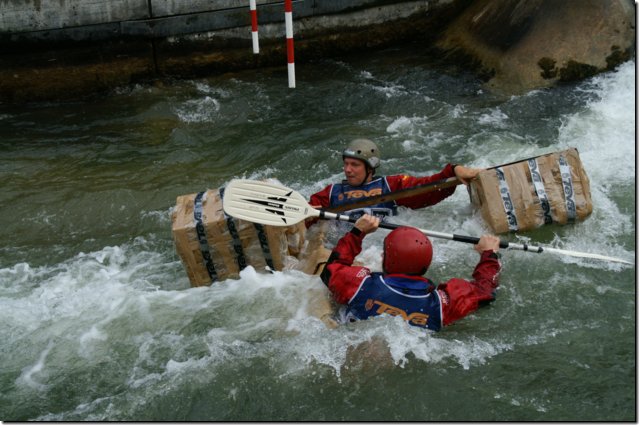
[222, 179, 633, 266]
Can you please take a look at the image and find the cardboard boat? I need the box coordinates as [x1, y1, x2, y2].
[172, 148, 593, 287]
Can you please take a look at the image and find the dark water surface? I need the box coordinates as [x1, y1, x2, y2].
[0, 46, 635, 421]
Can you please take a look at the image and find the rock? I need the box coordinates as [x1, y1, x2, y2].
[436, 0, 635, 93]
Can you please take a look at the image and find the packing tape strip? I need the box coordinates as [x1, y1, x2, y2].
[194, 191, 218, 282]
[219, 187, 248, 271]
[495, 167, 519, 232]
[219, 187, 278, 272]
[527, 158, 553, 224]
[254, 223, 275, 271]
[558, 155, 577, 222]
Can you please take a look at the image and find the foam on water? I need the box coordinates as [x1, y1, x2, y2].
[16, 341, 55, 392]
[553, 62, 635, 262]
[174, 96, 221, 123]
[477, 107, 510, 128]
[557, 61, 635, 183]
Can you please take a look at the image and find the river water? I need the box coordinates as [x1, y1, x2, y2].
[0, 46, 635, 421]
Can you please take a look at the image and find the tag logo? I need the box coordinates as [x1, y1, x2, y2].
[366, 299, 429, 326]
[344, 189, 383, 199]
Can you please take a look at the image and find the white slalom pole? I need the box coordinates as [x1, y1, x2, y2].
[284, 0, 295, 88]
[249, 0, 259, 54]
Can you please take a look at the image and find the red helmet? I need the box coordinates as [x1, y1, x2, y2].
[383, 227, 433, 275]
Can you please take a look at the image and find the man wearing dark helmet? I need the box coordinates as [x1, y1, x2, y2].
[320, 214, 502, 331]
[307, 138, 481, 225]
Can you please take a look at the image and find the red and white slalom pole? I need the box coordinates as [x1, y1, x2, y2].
[284, 0, 295, 88]
[249, 0, 259, 54]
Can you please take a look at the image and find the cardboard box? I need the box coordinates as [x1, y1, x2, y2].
[469, 148, 592, 234]
[172, 186, 306, 286]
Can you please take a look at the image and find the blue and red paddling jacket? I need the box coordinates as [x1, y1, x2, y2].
[320, 228, 502, 331]
[307, 164, 458, 227]
[328, 177, 398, 219]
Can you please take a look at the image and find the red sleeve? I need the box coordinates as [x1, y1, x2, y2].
[309, 185, 332, 209]
[306, 185, 333, 228]
[437, 250, 501, 326]
[320, 230, 372, 305]
[385, 164, 458, 209]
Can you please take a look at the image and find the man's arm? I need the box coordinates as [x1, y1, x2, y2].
[386, 164, 481, 210]
[309, 185, 331, 210]
[453, 164, 482, 185]
[306, 185, 332, 228]
[437, 235, 502, 326]
[320, 215, 379, 304]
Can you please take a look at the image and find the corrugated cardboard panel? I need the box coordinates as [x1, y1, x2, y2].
[469, 148, 592, 234]
[172, 186, 306, 287]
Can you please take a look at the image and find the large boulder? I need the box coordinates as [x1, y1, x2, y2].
[436, 0, 635, 93]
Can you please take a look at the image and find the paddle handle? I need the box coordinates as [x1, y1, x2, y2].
[318, 210, 511, 249]
[319, 210, 632, 263]
[445, 233, 511, 249]
[222, 179, 632, 265]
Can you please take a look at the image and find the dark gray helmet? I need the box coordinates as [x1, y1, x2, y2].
[342, 139, 381, 169]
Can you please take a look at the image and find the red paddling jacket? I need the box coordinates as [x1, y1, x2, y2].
[320, 228, 502, 331]
[308, 164, 458, 227]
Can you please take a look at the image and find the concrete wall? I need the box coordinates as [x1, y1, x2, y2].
[1, 0, 149, 32]
[1, 0, 433, 41]
[0, 0, 632, 103]
[0, 0, 463, 103]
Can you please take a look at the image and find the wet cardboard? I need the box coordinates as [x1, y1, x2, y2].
[469, 148, 593, 234]
[171, 187, 306, 287]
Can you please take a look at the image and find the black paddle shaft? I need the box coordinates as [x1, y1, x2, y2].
[450, 233, 510, 249]
[323, 211, 510, 249]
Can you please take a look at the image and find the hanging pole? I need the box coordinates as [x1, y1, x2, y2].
[249, 0, 259, 54]
[284, 0, 295, 88]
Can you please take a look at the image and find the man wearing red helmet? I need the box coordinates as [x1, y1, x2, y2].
[320, 214, 502, 331]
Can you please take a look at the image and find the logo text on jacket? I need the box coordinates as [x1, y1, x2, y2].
[365, 299, 429, 326]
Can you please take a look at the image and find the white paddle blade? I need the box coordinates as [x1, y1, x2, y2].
[223, 179, 318, 226]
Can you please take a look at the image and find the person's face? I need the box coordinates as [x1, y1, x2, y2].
[343, 157, 370, 186]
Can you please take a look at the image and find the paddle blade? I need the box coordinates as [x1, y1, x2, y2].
[223, 179, 318, 226]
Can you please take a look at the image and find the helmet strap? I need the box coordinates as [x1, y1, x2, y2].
[361, 166, 375, 186]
